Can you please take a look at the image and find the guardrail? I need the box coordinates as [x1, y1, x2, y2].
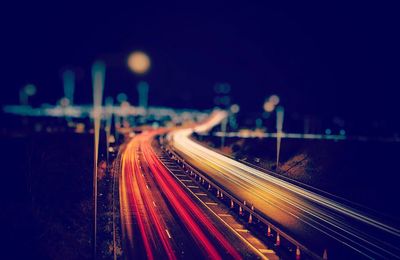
[191, 136, 357, 209]
[158, 136, 326, 260]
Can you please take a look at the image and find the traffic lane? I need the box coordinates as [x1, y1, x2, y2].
[176, 148, 328, 247]
[188, 147, 400, 257]
[119, 154, 135, 254]
[130, 145, 176, 259]
[155, 142, 277, 259]
[120, 148, 154, 259]
[177, 134, 400, 240]
[120, 138, 175, 259]
[174, 144, 400, 258]
[142, 143, 226, 259]
[141, 138, 242, 259]
[138, 144, 205, 259]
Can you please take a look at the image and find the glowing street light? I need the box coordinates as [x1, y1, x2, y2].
[263, 94, 283, 171]
[127, 51, 151, 75]
[92, 60, 105, 259]
[137, 81, 149, 109]
[116, 93, 127, 104]
[105, 96, 114, 164]
[263, 101, 275, 112]
[63, 70, 75, 106]
[263, 95, 280, 113]
[276, 106, 284, 171]
[269, 94, 280, 105]
[127, 51, 151, 110]
[229, 104, 240, 130]
[230, 104, 240, 114]
[20, 84, 36, 106]
[24, 84, 37, 96]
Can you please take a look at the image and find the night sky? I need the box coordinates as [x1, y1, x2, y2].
[2, 2, 399, 126]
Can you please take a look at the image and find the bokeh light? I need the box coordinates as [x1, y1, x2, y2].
[24, 84, 37, 96]
[127, 51, 151, 75]
[117, 93, 128, 103]
[269, 94, 280, 105]
[263, 101, 275, 112]
[230, 104, 240, 113]
[325, 128, 332, 135]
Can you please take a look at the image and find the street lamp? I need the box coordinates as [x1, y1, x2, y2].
[127, 51, 151, 113]
[263, 101, 275, 113]
[63, 70, 75, 106]
[229, 104, 240, 130]
[20, 84, 36, 106]
[263, 94, 280, 113]
[127, 51, 151, 75]
[262, 95, 283, 171]
[276, 106, 284, 171]
[92, 61, 105, 259]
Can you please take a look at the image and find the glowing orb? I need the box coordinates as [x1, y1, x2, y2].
[263, 101, 275, 112]
[127, 51, 151, 75]
[230, 104, 240, 113]
[269, 94, 280, 105]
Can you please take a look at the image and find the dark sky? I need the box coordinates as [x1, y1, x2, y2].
[1, 2, 400, 124]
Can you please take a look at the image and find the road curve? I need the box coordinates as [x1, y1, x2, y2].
[120, 135, 176, 259]
[169, 111, 400, 259]
[120, 130, 242, 259]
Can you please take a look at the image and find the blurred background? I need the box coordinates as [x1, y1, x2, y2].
[1, 2, 400, 134]
[1, 2, 400, 259]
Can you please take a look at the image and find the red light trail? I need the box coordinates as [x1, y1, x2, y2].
[120, 130, 241, 259]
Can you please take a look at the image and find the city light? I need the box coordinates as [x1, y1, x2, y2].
[3, 4, 398, 259]
[263, 101, 275, 112]
[269, 95, 280, 105]
[230, 104, 240, 113]
[127, 51, 151, 75]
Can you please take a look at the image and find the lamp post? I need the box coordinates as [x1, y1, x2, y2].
[127, 51, 151, 75]
[105, 96, 114, 165]
[276, 106, 284, 171]
[127, 51, 151, 120]
[63, 70, 75, 106]
[137, 81, 149, 109]
[20, 84, 36, 106]
[229, 104, 240, 130]
[92, 61, 105, 259]
[263, 95, 282, 171]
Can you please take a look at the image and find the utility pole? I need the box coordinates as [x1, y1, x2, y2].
[20, 84, 36, 106]
[137, 81, 149, 109]
[220, 117, 228, 148]
[105, 97, 114, 165]
[276, 106, 284, 171]
[92, 61, 105, 259]
[63, 70, 75, 105]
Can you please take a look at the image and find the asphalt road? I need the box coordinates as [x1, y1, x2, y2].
[169, 112, 400, 259]
[120, 130, 244, 259]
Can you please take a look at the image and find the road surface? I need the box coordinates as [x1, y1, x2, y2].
[169, 111, 400, 259]
[120, 130, 242, 259]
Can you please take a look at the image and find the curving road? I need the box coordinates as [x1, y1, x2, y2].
[169, 112, 400, 259]
[120, 130, 242, 259]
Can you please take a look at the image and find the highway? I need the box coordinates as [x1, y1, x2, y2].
[119, 130, 242, 259]
[120, 133, 178, 259]
[169, 111, 400, 259]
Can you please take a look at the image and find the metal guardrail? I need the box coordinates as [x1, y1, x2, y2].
[158, 136, 324, 260]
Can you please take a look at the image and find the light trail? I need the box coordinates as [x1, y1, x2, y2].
[169, 111, 400, 259]
[140, 130, 242, 260]
[120, 137, 175, 259]
[92, 61, 105, 258]
[120, 148, 154, 259]
[120, 130, 242, 259]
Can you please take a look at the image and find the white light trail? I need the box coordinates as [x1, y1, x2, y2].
[170, 111, 400, 259]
